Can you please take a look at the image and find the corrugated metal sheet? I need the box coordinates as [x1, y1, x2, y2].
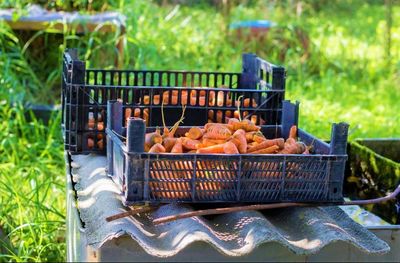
[70, 154, 389, 258]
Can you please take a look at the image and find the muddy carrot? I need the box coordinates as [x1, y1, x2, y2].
[196, 143, 225, 154]
[143, 95, 150, 104]
[247, 138, 285, 153]
[88, 138, 94, 148]
[125, 108, 132, 120]
[148, 143, 166, 153]
[250, 115, 258, 124]
[88, 118, 95, 129]
[244, 98, 257, 108]
[279, 142, 305, 154]
[234, 110, 240, 119]
[163, 137, 177, 152]
[208, 110, 214, 119]
[227, 118, 240, 126]
[253, 132, 267, 143]
[251, 145, 280, 154]
[97, 122, 104, 131]
[190, 96, 206, 106]
[171, 138, 183, 153]
[232, 119, 260, 132]
[185, 127, 203, 140]
[203, 124, 232, 140]
[230, 129, 247, 153]
[289, 125, 297, 140]
[181, 137, 201, 150]
[247, 141, 259, 148]
[144, 95, 160, 104]
[223, 141, 239, 154]
[202, 138, 227, 145]
[245, 131, 257, 142]
[97, 139, 104, 150]
[145, 132, 163, 151]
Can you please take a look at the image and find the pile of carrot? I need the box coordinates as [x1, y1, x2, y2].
[144, 118, 309, 155]
[145, 119, 309, 199]
[124, 89, 265, 126]
[87, 112, 105, 150]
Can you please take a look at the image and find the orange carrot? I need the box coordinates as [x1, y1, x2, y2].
[202, 138, 227, 145]
[289, 125, 297, 140]
[145, 132, 163, 151]
[97, 122, 104, 131]
[125, 108, 132, 120]
[245, 131, 257, 142]
[185, 127, 203, 140]
[250, 115, 258, 124]
[203, 124, 232, 140]
[230, 129, 247, 153]
[247, 141, 259, 148]
[227, 118, 240, 126]
[247, 138, 285, 153]
[285, 137, 297, 145]
[216, 91, 224, 106]
[196, 141, 238, 154]
[232, 119, 260, 132]
[97, 139, 104, 150]
[88, 118, 95, 129]
[223, 141, 239, 154]
[279, 142, 305, 154]
[208, 110, 214, 119]
[234, 110, 240, 119]
[196, 143, 224, 154]
[143, 95, 150, 104]
[88, 138, 94, 148]
[181, 137, 201, 150]
[251, 145, 280, 154]
[144, 95, 160, 104]
[148, 143, 166, 153]
[163, 137, 177, 152]
[171, 138, 183, 153]
[244, 98, 257, 108]
[190, 96, 206, 106]
[253, 132, 267, 143]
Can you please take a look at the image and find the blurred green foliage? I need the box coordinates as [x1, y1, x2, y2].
[0, 0, 399, 261]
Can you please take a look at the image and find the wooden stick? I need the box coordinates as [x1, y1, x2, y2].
[153, 203, 308, 225]
[106, 206, 156, 222]
[153, 184, 400, 225]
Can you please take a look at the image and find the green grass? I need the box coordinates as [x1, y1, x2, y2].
[0, 106, 65, 262]
[0, 0, 399, 261]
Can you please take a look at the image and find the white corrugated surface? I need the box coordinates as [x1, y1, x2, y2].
[70, 154, 390, 258]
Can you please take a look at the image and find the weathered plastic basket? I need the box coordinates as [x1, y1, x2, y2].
[106, 100, 349, 205]
[345, 139, 400, 224]
[62, 49, 285, 154]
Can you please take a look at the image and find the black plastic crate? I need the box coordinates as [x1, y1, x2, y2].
[106, 100, 349, 205]
[62, 49, 286, 154]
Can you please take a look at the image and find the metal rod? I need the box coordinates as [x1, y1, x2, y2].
[152, 184, 400, 225]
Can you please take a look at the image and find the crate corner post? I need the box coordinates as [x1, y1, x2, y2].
[328, 122, 350, 201]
